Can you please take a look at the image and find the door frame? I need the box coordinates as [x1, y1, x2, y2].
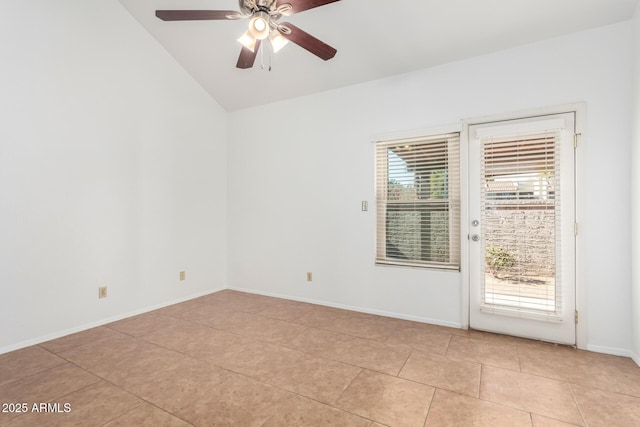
[460, 103, 586, 349]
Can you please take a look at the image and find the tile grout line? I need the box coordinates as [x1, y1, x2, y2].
[517, 344, 523, 372]
[333, 367, 365, 405]
[478, 363, 484, 400]
[568, 382, 589, 427]
[395, 348, 415, 378]
[422, 387, 438, 426]
[443, 333, 453, 355]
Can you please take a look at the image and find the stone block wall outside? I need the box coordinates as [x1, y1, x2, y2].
[484, 207, 555, 276]
[386, 211, 449, 263]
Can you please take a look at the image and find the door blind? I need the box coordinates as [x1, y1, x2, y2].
[375, 133, 460, 269]
[480, 130, 563, 319]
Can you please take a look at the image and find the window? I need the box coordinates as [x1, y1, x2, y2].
[480, 129, 562, 314]
[375, 132, 460, 269]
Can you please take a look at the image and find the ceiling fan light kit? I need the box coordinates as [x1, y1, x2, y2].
[237, 30, 258, 52]
[269, 30, 289, 53]
[248, 11, 270, 40]
[155, 0, 340, 69]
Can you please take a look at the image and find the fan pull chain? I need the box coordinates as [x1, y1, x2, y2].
[259, 43, 273, 72]
[260, 43, 264, 69]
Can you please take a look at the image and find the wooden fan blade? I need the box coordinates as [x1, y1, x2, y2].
[155, 10, 240, 21]
[236, 40, 262, 69]
[286, 0, 341, 14]
[280, 23, 337, 61]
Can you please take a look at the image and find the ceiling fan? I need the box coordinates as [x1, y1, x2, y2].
[155, 0, 340, 69]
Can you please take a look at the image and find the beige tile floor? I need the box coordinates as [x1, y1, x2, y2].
[1, 290, 640, 426]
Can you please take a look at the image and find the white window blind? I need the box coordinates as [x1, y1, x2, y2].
[480, 130, 563, 318]
[375, 133, 460, 269]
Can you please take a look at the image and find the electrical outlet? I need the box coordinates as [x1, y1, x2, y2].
[98, 286, 107, 299]
[306, 272, 312, 282]
[179, 271, 186, 281]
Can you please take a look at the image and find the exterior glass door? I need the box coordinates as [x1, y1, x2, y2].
[468, 113, 576, 344]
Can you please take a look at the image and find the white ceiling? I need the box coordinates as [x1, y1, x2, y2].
[118, 0, 639, 111]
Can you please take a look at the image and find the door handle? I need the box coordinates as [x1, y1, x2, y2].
[471, 234, 480, 242]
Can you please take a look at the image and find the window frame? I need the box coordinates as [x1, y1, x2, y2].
[375, 132, 461, 270]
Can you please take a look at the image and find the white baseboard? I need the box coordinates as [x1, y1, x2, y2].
[586, 344, 637, 359]
[0, 287, 224, 355]
[228, 286, 463, 329]
[632, 352, 640, 367]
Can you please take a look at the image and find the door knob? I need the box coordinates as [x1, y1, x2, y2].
[471, 234, 480, 242]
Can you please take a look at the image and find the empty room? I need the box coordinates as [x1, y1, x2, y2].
[2, 0, 640, 425]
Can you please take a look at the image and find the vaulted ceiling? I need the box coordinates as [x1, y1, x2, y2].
[118, 0, 639, 111]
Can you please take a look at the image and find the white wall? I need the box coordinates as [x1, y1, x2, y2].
[631, 3, 640, 364]
[228, 22, 634, 353]
[0, 1, 228, 352]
